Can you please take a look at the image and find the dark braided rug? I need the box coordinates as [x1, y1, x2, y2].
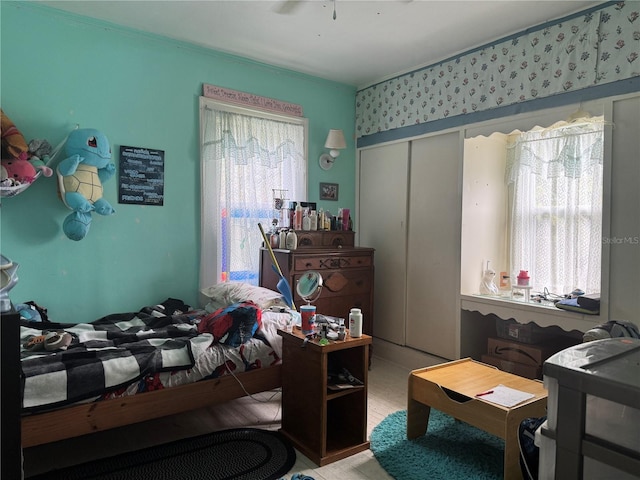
[27, 428, 296, 480]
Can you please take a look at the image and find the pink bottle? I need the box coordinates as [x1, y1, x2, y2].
[517, 270, 530, 286]
[342, 208, 350, 231]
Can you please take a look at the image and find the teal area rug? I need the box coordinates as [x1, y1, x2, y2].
[371, 410, 504, 480]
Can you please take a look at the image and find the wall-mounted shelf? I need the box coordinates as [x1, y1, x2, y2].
[460, 294, 603, 333]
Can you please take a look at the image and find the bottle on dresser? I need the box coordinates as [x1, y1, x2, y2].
[294, 203, 303, 230]
[310, 210, 318, 231]
[285, 229, 297, 250]
[302, 210, 311, 231]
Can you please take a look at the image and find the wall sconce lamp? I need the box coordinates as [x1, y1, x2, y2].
[319, 129, 346, 170]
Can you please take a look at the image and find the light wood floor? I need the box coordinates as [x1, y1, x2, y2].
[23, 345, 444, 480]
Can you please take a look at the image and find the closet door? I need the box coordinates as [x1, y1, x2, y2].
[609, 95, 640, 320]
[358, 142, 409, 345]
[406, 132, 461, 359]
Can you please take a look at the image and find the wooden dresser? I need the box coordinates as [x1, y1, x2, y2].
[259, 231, 375, 335]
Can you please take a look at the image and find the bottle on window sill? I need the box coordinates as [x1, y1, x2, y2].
[517, 270, 530, 286]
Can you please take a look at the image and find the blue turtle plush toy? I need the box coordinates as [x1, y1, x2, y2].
[57, 128, 115, 241]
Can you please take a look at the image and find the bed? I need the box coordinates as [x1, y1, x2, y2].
[19, 283, 293, 448]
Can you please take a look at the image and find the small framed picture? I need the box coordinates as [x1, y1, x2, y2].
[319, 182, 339, 201]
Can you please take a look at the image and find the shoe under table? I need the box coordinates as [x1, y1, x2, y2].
[407, 358, 548, 480]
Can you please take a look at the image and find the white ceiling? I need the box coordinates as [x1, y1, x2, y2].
[38, 0, 603, 88]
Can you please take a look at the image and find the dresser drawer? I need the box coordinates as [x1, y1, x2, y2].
[293, 268, 372, 299]
[295, 231, 354, 248]
[294, 255, 372, 271]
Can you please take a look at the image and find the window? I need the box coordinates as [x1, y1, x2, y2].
[461, 110, 607, 303]
[506, 118, 604, 295]
[199, 98, 307, 290]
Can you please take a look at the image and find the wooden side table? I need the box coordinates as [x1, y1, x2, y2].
[407, 358, 547, 480]
[278, 328, 371, 466]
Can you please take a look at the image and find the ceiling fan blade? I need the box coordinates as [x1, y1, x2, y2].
[274, 0, 303, 15]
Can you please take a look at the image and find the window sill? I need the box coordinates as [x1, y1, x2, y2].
[460, 294, 603, 333]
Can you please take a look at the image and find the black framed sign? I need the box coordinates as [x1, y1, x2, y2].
[118, 145, 165, 206]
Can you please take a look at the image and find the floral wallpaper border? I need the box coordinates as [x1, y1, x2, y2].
[356, 2, 639, 144]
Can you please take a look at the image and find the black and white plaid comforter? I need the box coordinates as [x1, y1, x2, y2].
[20, 312, 213, 412]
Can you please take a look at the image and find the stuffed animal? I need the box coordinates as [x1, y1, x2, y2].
[57, 128, 116, 241]
[1, 158, 37, 185]
[28, 138, 54, 177]
[0, 110, 53, 187]
[1, 108, 29, 161]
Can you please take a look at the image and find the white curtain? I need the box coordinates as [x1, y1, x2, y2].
[199, 99, 306, 295]
[505, 118, 604, 294]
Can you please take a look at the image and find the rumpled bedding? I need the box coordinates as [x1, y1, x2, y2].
[20, 306, 292, 414]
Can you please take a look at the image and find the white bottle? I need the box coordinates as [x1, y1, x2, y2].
[302, 210, 311, 231]
[279, 229, 287, 249]
[349, 308, 363, 338]
[310, 210, 318, 231]
[285, 229, 297, 250]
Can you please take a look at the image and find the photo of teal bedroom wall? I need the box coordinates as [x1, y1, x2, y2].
[0, 2, 356, 322]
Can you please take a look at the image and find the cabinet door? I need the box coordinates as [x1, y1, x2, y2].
[406, 132, 461, 359]
[358, 142, 409, 345]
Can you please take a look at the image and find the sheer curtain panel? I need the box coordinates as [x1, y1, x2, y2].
[505, 118, 604, 295]
[199, 98, 307, 294]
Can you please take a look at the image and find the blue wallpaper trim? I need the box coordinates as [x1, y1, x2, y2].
[358, 76, 640, 148]
[356, 1, 640, 147]
[365, 2, 615, 91]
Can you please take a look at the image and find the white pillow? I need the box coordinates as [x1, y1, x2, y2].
[201, 282, 287, 312]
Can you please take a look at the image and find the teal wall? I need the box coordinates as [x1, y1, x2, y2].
[0, 3, 356, 322]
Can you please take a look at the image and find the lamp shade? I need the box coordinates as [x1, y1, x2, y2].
[324, 129, 346, 150]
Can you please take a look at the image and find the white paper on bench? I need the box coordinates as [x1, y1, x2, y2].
[475, 384, 535, 407]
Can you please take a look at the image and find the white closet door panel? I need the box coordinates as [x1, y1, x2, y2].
[406, 132, 461, 359]
[609, 95, 640, 320]
[358, 142, 409, 345]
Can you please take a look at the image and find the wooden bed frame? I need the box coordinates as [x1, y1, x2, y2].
[21, 364, 282, 448]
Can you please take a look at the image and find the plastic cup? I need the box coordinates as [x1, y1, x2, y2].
[300, 305, 316, 335]
[283, 314, 294, 333]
